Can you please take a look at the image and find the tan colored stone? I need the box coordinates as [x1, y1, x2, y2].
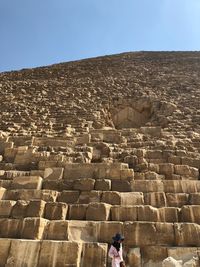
[95, 179, 111, 191]
[0, 187, 6, 200]
[0, 219, 21, 238]
[0, 239, 11, 267]
[37, 240, 82, 267]
[98, 221, 124, 243]
[121, 192, 144, 205]
[5, 239, 40, 267]
[11, 200, 29, 218]
[57, 190, 79, 203]
[44, 167, 64, 180]
[73, 178, 95, 191]
[81, 242, 108, 267]
[44, 220, 68, 240]
[86, 202, 111, 221]
[166, 193, 189, 207]
[141, 246, 168, 267]
[174, 223, 200, 246]
[21, 218, 48, 239]
[26, 200, 46, 217]
[127, 247, 141, 267]
[0, 200, 16, 218]
[144, 192, 167, 207]
[68, 204, 87, 220]
[78, 190, 102, 204]
[111, 205, 137, 221]
[101, 191, 121, 205]
[68, 220, 97, 242]
[124, 222, 175, 246]
[44, 202, 68, 220]
[180, 205, 200, 223]
[11, 176, 43, 189]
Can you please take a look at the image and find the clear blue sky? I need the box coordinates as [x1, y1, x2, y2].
[0, 0, 200, 72]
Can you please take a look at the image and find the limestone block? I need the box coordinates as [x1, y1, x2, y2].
[174, 165, 199, 179]
[57, 190, 79, 204]
[120, 169, 134, 180]
[21, 218, 48, 239]
[121, 192, 144, 205]
[44, 220, 68, 240]
[68, 204, 87, 220]
[111, 180, 131, 192]
[11, 176, 43, 189]
[78, 190, 102, 204]
[95, 179, 111, 191]
[159, 163, 174, 178]
[182, 157, 200, 169]
[73, 178, 95, 191]
[146, 150, 163, 159]
[37, 240, 82, 267]
[44, 167, 64, 180]
[168, 156, 181, 165]
[64, 163, 94, 180]
[144, 171, 160, 180]
[141, 246, 168, 267]
[180, 206, 200, 223]
[68, 220, 97, 242]
[0, 239, 11, 267]
[0, 180, 11, 189]
[76, 133, 91, 145]
[127, 247, 141, 267]
[97, 221, 124, 243]
[5, 239, 40, 267]
[137, 205, 159, 222]
[189, 193, 200, 205]
[131, 180, 164, 193]
[44, 202, 68, 220]
[124, 222, 175, 246]
[111, 206, 137, 221]
[159, 207, 179, 222]
[11, 200, 29, 219]
[148, 163, 160, 173]
[0, 200, 16, 218]
[0, 218, 21, 238]
[101, 191, 121, 205]
[166, 193, 189, 207]
[81, 242, 108, 267]
[162, 256, 182, 267]
[174, 223, 200, 246]
[26, 200, 46, 217]
[144, 192, 167, 207]
[0, 187, 6, 200]
[86, 202, 111, 221]
[167, 247, 199, 264]
[30, 170, 44, 177]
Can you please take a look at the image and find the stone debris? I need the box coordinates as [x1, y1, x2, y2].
[0, 51, 200, 266]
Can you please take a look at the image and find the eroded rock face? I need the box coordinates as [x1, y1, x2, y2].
[0, 52, 200, 266]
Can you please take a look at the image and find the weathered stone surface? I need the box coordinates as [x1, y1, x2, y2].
[174, 223, 200, 246]
[21, 218, 48, 239]
[44, 202, 68, 220]
[68, 204, 87, 220]
[95, 179, 111, 191]
[5, 239, 40, 267]
[26, 200, 46, 217]
[0, 239, 11, 267]
[57, 190, 79, 203]
[86, 202, 111, 221]
[44, 220, 68, 240]
[81, 242, 108, 267]
[0, 200, 16, 218]
[11, 200, 29, 218]
[11, 176, 43, 189]
[44, 167, 64, 180]
[37, 240, 82, 267]
[73, 178, 95, 191]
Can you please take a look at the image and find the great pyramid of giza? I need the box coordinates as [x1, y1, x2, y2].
[0, 52, 200, 266]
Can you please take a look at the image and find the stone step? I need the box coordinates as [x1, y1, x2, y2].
[1, 200, 200, 224]
[0, 238, 107, 267]
[2, 188, 200, 207]
[0, 219, 199, 247]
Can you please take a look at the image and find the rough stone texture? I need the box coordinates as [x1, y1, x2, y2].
[0, 52, 200, 265]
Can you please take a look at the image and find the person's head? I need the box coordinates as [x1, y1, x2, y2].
[112, 233, 124, 243]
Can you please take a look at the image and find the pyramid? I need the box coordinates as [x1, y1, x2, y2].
[0, 52, 200, 266]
